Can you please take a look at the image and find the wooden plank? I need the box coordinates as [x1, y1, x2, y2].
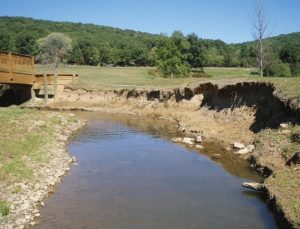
[7, 72, 36, 85]
[0, 72, 13, 84]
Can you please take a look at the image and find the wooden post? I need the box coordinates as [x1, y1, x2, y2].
[8, 52, 13, 80]
[30, 86, 36, 101]
[72, 64, 75, 85]
[43, 73, 48, 104]
[31, 56, 35, 83]
[54, 72, 58, 98]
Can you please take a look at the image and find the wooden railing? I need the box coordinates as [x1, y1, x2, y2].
[0, 52, 35, 85]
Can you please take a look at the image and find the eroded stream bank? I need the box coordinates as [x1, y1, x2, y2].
[32, 112, 277, 229]
[26, 81, 300, 228]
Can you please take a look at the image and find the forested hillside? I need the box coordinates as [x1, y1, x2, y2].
[235, 32, 300, 76]
[0, 17, 299, 76]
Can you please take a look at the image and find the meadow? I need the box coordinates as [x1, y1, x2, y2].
[36, 65, 300, 102]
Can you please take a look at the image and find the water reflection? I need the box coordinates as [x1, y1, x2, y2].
[73, 112, 262, 181]
[33, 112, 277, 229]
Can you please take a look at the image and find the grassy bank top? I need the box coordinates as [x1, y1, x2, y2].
[37, 65, 300, 103]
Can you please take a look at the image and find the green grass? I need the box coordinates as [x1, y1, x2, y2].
[0, 201, 10, 216]
[36, 65, 201, 89]
[11, 185, 21, 194]
[258, 125, 300, 159]
[36, 65, 300, 102]
[267, 169, 300, 225]
[204, 67, 255, 79]
[0, 108, 40, 181]
[0, 107, 63, 182]
[0, 107, 82, 224]
[262, 77, 300, 101]
[258, 125, 300, 225]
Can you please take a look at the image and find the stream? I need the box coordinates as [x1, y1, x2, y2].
[33, 112, 277, 229]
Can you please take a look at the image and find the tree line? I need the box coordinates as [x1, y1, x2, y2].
[0, 17, 299, 77]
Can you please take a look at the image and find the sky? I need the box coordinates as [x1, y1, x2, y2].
[0, 0, 299, 43]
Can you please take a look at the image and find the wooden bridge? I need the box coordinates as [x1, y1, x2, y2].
[0, 51, 77, 99]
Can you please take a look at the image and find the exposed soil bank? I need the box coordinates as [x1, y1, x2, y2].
[26, 81, 300, 228]
[0, 109, 86, 229]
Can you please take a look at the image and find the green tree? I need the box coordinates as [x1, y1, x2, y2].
[38, 32, 72, 70]
[171, 31, 190, 54]
[154, 38, 190, 77]
[280, 45, 300, 76]
[76, 39, 100, 66]
[0, 33, 11, 51]
[186, 33, 204, 69]
[224, 46, 239, 67]
[202, 47, 225, 66]
[15, 34, 37, 56]
[68, 43, 84, 64]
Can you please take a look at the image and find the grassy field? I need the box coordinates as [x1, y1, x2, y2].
[0, 108, 56, 183]
[0, 107, 81, 218]
[36, 65, 300, 102]
[36, 65, 201, 89]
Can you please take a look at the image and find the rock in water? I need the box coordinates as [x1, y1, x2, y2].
[182, 137, 195, 145]
[242, 182, 263, 191]
[172, 137, 183, 143]
[286, 152, 300, 166]
[233, 142, 245, 149]
[235, 148, 251, 155]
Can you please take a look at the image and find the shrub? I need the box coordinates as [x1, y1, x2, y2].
[264, 63, 292, 77]
[290, 62, 300, 76]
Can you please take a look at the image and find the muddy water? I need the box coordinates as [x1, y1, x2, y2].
[33, 112, 277, 229]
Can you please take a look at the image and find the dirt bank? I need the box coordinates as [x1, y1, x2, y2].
[0, 108, 86, 229]
[26, 81, 300, 228]
[34, 81, 300, 144]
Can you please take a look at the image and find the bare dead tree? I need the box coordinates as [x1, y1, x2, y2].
[252, 1, 269, 77]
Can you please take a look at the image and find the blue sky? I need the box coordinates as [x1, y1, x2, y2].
[0, 0, 299, 43]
